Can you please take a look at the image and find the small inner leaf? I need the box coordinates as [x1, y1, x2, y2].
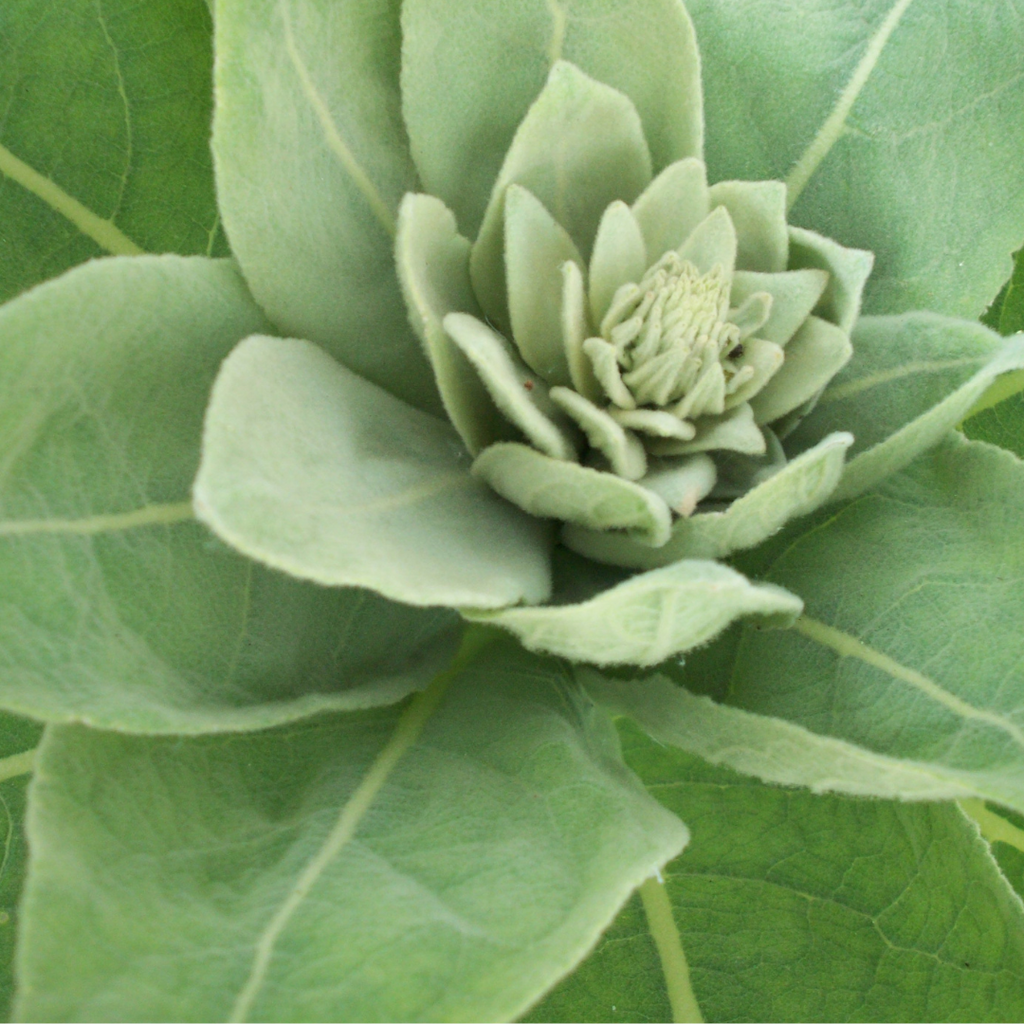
[708, 180, 788, 273]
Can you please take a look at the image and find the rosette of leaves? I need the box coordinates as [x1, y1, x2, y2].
[3, 0, 1024, 1021]
[397, 62, 861, 572]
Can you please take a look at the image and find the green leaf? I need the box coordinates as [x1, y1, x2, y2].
[688, 0, 1024, 320]
[395, 193, 511, 456]
[718, 435, 1024, 813]
[401, 0, 701, 241]
[194, 335, 552, 610]
[506, 184, 582, 386]
[465, 560, 802, 666]
[471, 442, 670, 547]
[707, 180, 788, 273]
[470, 60, 652, 325]
[0, 0, 225, 303]
[564, 432, 853, 567]
[0, 256, 457, 734]
[632, 158, 709, 266]
[0, 715, 42, 1021]
[211, 0, 440, 413]
[786, 313, 1024, 502]
[16, 640, 687, 1023]
[965, 245, 1024, 459]
[529, 723, 1024, 1023]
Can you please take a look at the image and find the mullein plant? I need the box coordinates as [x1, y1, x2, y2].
[1, 0, 1024, 1020]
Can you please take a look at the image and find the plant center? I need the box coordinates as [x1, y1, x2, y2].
[597, 252, 753, 418]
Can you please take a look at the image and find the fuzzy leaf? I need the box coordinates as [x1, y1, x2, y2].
[733, 270, 829, 349]
[212, 0, 440, 413]
[689, 0, 1024, 320]
[751, 315, 852, 424]
[194, 335, 552, 610]
[589, 201, 648, 326]
[465, 560, 802, 666]
[16, 642, 687, 1023]
[472, 443, 669, 547]
[395, 194, 509, 455]
[707, 180, 788, 273]
[470, 61, 652, 325]
[722, 436, 1024, 813]
[506, 185, 582, 386]
[0, 0, 225, 302]
[529, 723, 1024, 1023]
[0, 257, 455, 733]
[402, 0, 701, 239]
[565, 432, 853, 567]
[632, 158, 710, 266]
[787, 314, 1024, 501]
[787, 226, 874, 334]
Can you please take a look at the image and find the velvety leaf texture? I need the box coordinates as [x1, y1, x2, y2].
[0, 257, 457, 733]
[715, 435, 1024, 812]
[16, 642, 686, 1023]
[528, 722, 1024, 1023]
[0, 0, 226, 302]
[688, 0, 1024, 321]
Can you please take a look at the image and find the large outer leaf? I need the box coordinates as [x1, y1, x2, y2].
[786, 314, 1024, 501]
[194, 335, 552, 610]
[528, 724, 1024, 1023]
[211, 0, 439, 413]
[15, 642, 687, 1023]
[713, 435, 1024, 813]
[401, 0, 702, 239]
[0, 0, 225, 302]
[687, 0, 1024, 320]
[0, 257, 456, 733]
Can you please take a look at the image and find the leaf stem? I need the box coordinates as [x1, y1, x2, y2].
[0, 500, 194, 538]
[960, 799, 1024, 856]
[785, 0, 915, 210]
[227, 624, 496, 1023]
[0, 748, 37, 784]
[639, 874, 703, 1024]
[0, 139, 144, 256]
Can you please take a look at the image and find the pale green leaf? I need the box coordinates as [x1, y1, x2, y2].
[650, 402, 766, 457]
[16, 641, 687, 1023]
[588, 201, 647, 326]
[730, 268, 829, 346]
[443, 313, 579, 462]
[638, 455, 717, 518]
[0, 257, 455, 733]
[0, 0, 225, 302]
[401, 0, 701, 239]
[688, 0, 1024, 320]
[561, 260, 603, 403]
[565, 432, 853, 567]
[194, 335, 552, 610]
[465, 560, 802, 666]
[751, 315, 852, 424]
[470, 61, 652, 325]
[395, 193, 509, 455]
[707, 180, 788, 273]
[212, 0, 440, 412]
[786, 314, 1024, 502]
[529, 723, 1024, 1023]
[676, 206, 736, 277]
[506, 185, 582, 386]
[550, 388, 647, 481]
[471, 443, 670, 547]
[631, 158, 709, 266]
[724, 435, 1024, 813]
[787, 226, 874, 335]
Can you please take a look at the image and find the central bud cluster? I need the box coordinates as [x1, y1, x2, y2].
[589, 253, 748, 423]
